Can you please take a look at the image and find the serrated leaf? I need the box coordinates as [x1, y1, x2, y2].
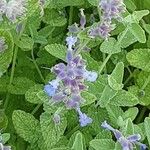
[12, 110, 40, 143]
[1, 133, 10, 144]
[40, 112, 67, 149]
[111, 90, 139, 106]
[124, 118, 134, 135]
[81, 91, 97, 106]
[8, 77, 35, 95]
[43, 9, 67, 27]
[106, 105, 123, 127]
[45, 44, 66, 61]
[129, 23, 146, 43]
[108, 62, 124, 91]
[133, 10, 149, 22]
[15, 34, 34, 51]
[90, 139, 115, 150]
[98, 85, 118, 107]
[25, 84, 43, 104]
[126, 49, 150, 72]
[0, 30, 14, 76]
[71, 132, 84, 150]
[122, 107, 139, 121]
[100, 38, 121, 54]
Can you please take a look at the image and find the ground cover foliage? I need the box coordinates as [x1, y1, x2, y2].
[0, 0, 150, 150]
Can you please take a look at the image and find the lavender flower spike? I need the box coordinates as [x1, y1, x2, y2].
[76, 107, 92, 127]
[66, 36, 77, 50]
[44, 78, 60, 97]
[101, 121, 147, 150]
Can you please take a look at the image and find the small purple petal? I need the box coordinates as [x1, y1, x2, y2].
[101, 121, 115, 131]
[80, 8, 86, 29]
[66, 50, 73, 62]
[127, 134, 141, 142]
[83, 70, 98, 82]
[53, 114, 61, 124]
[66, 36, 77, 50]
[77, 107, 92, 127]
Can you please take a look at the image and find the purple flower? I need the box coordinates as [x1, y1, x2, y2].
[80, 8, 86, 29]
[101, 121, 147, 150]
[83, 70, 98, 82]
[66, 36, 77, 50]
[76, 107, 93, 127]
[0, 37, 8, 53]
[68, 23, 79, 33]
[5, 0, 27, 23]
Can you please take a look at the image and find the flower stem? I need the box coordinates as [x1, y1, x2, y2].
[31, 48, 45, 84]
[141, 74, 150, 91]
[68, 6, 74, 26]
[4, 46, 18, 109]
[31, 103, 42, 115]
[135, 107, 147, 124]
[99, 53, 112, 74]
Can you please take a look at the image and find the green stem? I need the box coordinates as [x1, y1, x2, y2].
[4, 46, 18, 109]
[136, 107, 147, 124]
[99, 53, 112, 74]
[102, 53, 107, 74]
[31, 49, 45, 83]
[31, 103, 42, 115]
[66, 125, 80, 138]
[68, 6, 74, 26]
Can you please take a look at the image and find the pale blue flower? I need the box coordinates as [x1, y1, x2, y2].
[101, 121, 147, 150]
[80, 8, 86, 29]
[66, 36, 77, 50]
[76, 107, 93, 127]
[83, 70, 98, 82]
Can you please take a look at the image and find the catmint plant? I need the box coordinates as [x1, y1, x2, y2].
[101, 121, 147, 150]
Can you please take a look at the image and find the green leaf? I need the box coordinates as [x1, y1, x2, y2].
[43, 9, 67, 27]
[117, 29, 137, 48]
[100, 38, 121, 54]
[1, 133, 10, 144]
[143, 23, 150, 35]
[87, 0, 99, 6]
[111, 90, 139, 106]
[122, 107, 139, 121]
[81, 91, 97, 106]
[12, 110, 40, 143]
[124, 0, 136, 11]
[99, 85, 118, 107]
[71, 132, 84, 150]
[25, 84, 43, 104]
[144, 117, 150, 147]
[45, 44, 66, 61]
[127, 49, 150, 72]
[90, 139, 115, 150]
[124, 118, 134, 135]
[106, 105, 123, 127]
[8, 77, 35, 95]
[15, 34, 34, 51]
[0, 30, 14, 76]
[108, 62, 124, 91]
[40, 112, 67, 149]
[129, 23, 146, 43]
[132, 10, 149, 22]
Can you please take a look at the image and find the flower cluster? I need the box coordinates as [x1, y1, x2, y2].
[101, 121, 147, 150]
[44, 36, 98, 127]
[89, 0, 126, 39]
[0, 0, 27, 23]
[0, 37, 8, 53]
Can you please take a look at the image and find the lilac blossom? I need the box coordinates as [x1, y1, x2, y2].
[76, 107, 93, 127]
[0, 143, 11, 150]
[101, 121, 147, 150]
[0, 0, 27, 23]
[0, 37, 8, 53]
[66, 36, 77, 50]
[80, 9, 86, 29]
[89, 0, 125, 39]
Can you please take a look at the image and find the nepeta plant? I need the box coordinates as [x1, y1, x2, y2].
[0, 0, 150, 150]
